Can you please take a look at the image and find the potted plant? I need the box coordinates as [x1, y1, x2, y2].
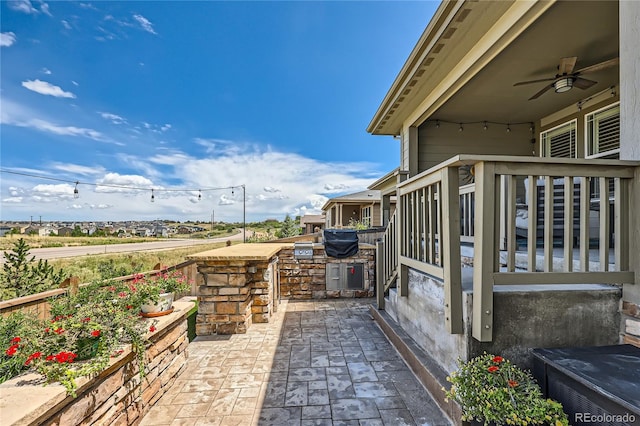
[443, 353, 569, 426]
[133, 269, 191, 316]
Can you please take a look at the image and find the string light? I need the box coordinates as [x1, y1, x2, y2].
[0, 169, 242, 197]
[73, 181, 79, 199]
[198, 190, 202, 201]
[429, 119, 533, 133]
[151, 189, 155, 203]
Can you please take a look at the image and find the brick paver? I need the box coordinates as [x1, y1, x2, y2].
[140, 299, 451, 426]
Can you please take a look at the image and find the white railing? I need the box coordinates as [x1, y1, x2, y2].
[376, 209, 398, 309]
[393, 155, 639, 342]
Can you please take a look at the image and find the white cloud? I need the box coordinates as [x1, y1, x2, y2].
[0, 32, 17, 47]
[22, 79, 76, 98]
[263, 187, 281, 193]
[161, 124, 171, 132]
[71, 80, 79, 86]
[324, 183, 349, 192]
[1, 98, 116, 144]
[79, 3, 98, 10]
[50, 162, 106, 176]
[41, 67, 52, 74]
[99, 111, 127, 124]
[95, 173, 155, 193]
[2, 197, 23, 203]
[32, 183, 75, 198]
[133, 14, 157, 35]
[25, 118, 106, 140]
[39, 1, 52, 17]
[7, 1, 38, 14]
[61, 20, 72, 30]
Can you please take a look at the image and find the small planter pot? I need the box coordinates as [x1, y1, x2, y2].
[76, 337, 100, 361]
[140, 292, 174, 317]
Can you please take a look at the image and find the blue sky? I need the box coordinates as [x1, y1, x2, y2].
[1, 0, 437, 223]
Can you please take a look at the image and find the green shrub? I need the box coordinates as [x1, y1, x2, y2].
[0, 238, 66, 300]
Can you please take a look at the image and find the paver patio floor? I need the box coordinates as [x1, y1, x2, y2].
[140, 298, 451, 426]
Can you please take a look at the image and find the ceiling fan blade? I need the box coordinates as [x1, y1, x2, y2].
[573, 77, 597, 90]
[574, 57, 619, 74]
[514, 77, 556, 87]
[558, 57, 577, 75]
[529, 84, 553, 100]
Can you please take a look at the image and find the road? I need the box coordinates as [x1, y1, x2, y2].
[1, 229, 247, 262]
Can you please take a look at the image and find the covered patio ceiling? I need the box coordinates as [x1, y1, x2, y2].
[435, 1, 619, 125]
[368, 1, 619, 134]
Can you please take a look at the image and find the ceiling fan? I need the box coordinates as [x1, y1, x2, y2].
[514, 56, 619, 100]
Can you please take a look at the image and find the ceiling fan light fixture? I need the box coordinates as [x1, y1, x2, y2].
[553, 77, 574, 93]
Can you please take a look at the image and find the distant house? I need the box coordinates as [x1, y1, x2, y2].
[57, 227, 74, 237]
[299, 214, 325, 234]
[0, 226, 12, 237]
[321, 190, 382, 229]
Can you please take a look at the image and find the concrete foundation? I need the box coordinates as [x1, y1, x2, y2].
[385, 267, 622, 373]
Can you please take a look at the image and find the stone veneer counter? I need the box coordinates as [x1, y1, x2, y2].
[188, 243, 291, 336]
[187, 243, 291, 261]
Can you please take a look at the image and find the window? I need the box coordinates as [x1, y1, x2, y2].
[586, 103, 620, 159]
[541, 120, 577, 158]
[361, 206, 372, 228]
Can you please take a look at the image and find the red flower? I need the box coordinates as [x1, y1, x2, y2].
[149, 325, 156, 333]
[54, 327, 64, 334]
[24, 351, 42, 366]
[10, 337, 21, 344]
[44, 327, 50, 333]
[108, 286, 116, 291]
[118, 291, 127, 298]
[126, 305, 133, 310]
[488, 366, 499, 373]
[5, 344, 18, 356]
[508, 380, 519, 388]
[54, 351, 77, 364]
[82, 317, 91, 323]
[492, 356, 504, 363]
[91, 330, 101, 337]
[45, 355, 54, 362]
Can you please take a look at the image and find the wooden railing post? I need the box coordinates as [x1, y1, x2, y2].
[376, 240, 385, 310]
[472, 161, 497, 342]
[441, 167, 463, 334]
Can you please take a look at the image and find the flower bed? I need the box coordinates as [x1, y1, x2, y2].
[0, 298, 194, 425]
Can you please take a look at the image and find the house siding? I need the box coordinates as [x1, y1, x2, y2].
[416, 121, 533, 172]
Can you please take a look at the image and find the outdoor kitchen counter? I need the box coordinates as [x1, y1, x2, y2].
[187, 242, 291, 261]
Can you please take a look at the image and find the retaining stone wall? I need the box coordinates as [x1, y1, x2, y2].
[0, 300, 193, 426]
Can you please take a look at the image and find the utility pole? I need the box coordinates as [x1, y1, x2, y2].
[211, 209, 214, 231]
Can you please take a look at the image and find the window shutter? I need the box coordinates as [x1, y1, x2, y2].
[541, 121, 576, 158]
[587, 104, 620, 158]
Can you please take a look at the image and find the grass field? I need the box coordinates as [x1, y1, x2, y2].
[0, 235, 157, 251]
[48, 241, 230, 284]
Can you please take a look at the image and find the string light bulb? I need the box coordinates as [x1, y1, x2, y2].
[435, 120, 440, 129]
[73, 181, 79, 199]
[506, 124, 511, 133]
[151, 189, 155, 203]
[458, 123, 464, 132]
[483, 121, 488, 131]
[198, 190, 202, 201]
